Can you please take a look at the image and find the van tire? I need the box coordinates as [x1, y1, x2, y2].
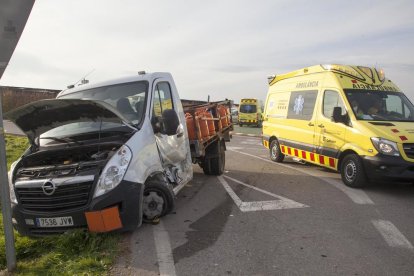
[340, 154, 367, 188]
[270, 140, 284, 163]
[203, 140, 225, 175]
[143, 180, 174, 223]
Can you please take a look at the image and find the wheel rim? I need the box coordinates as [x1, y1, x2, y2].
[143, 190, 165, 219]
[271, 144, 278, 159]
[344, 161, 357, 182]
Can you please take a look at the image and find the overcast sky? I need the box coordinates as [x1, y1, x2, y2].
[1, 0, 414, 103]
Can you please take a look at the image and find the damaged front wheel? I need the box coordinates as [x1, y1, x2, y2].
[143, 180, 174, 223]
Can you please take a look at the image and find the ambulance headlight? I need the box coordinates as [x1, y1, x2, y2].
[94, 145, 132, 198]
[371, 138, 400, 156]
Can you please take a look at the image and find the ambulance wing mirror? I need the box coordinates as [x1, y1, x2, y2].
[332, 107, 345, 123]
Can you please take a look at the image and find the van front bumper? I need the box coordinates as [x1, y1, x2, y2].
[12, 180, 143, 237]
[362, 155, 414, 182]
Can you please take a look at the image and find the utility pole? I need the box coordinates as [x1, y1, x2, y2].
[0, 99, 16, 271]
[0, 0, 35, 271]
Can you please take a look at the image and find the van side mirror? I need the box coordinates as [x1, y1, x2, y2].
[162, 109, 180, 136]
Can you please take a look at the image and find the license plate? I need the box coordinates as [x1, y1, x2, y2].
[36, 216, 74, 227]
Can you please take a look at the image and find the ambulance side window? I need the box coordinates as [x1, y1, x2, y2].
[323, 90, 346, 118]
[287, 90, 318, 120]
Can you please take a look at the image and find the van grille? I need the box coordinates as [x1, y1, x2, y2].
[403, 143, 414, 159]
[16, 181, 93, 212]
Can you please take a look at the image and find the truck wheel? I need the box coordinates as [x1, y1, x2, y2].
[143, 180, 174, 222]
[270, 140, 284, 162]
[202, 159, 211, 175]
[340, 154, 367, 188]
[203, 140, 225, 175]
[210, 141, 225, 175]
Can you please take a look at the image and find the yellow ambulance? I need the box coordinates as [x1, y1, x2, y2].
[262, 64, 414, 187]
[238, 98, 263, 127]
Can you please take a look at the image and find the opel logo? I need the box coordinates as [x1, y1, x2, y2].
[42, 180, 56, 196]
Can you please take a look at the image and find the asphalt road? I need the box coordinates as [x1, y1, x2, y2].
[113, 135, 414, 276]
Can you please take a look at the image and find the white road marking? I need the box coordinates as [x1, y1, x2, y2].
[228, 148, 374, 205]
[153, 221, 177, 276]
[240, 140, 262, 146]
[372, 220, 413, 250]
[217, 175, 308, 212]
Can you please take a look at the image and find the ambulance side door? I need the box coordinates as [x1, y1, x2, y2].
[315, 90, 348, 169]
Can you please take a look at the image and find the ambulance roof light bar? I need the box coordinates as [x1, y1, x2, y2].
[321, 64, 363, 79]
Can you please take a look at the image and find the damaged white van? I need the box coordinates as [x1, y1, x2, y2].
[6, 72, 232, 236]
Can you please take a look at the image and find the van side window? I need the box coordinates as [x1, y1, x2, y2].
[153, 82, 174, 117]
[323, 90, 346, 118]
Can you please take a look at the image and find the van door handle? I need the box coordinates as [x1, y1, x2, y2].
[318, 124, 325, 128]
[308, 122, 314, 126]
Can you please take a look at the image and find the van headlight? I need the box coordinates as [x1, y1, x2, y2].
[94, 145, 132, 198]
[371, 137, 400, 156]
[8, 161, 18, 204]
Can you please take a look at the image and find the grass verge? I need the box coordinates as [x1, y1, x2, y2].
[0, 135, 120, 275]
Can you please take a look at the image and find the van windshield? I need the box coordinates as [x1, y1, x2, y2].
[344, 89, 414, 122]
[60, 81, 148, 125]
[240, 104, 257, 113]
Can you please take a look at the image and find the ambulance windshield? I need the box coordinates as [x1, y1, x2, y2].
[344, 89, 414, 122]
[240, 104, 257, 113]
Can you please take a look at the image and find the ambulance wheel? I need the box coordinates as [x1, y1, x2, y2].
[270, 140, 284, 163]
[143, 180, 174, 223]
[340, 154, 367, 188]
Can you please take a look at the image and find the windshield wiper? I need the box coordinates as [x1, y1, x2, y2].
[40, 136, 83, 146]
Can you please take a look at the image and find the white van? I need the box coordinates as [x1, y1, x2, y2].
[6, 72, 232, 236]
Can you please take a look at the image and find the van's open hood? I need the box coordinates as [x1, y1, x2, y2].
[5, 99, 136, 144]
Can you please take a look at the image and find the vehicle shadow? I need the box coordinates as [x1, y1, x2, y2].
[273, 157, 414, 198]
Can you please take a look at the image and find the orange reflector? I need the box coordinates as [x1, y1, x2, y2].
[85, 206, 122, 233]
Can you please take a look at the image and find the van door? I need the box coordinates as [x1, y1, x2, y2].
[151, 80, 192, 185]
[315, 90, 348, 169]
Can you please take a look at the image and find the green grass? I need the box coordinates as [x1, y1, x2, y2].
[0, 135, 120, 275]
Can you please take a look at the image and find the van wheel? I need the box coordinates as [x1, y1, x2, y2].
[340, 154, 367, 188]
[143, 180, 174, 223]
[270, 140, 284, 162]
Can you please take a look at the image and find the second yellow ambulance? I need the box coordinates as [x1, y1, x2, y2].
[262, 64, 414, 187]
[238, 98, 263, 127]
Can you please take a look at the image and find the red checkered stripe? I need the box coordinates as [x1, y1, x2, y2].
[280, 145, 337, 169]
